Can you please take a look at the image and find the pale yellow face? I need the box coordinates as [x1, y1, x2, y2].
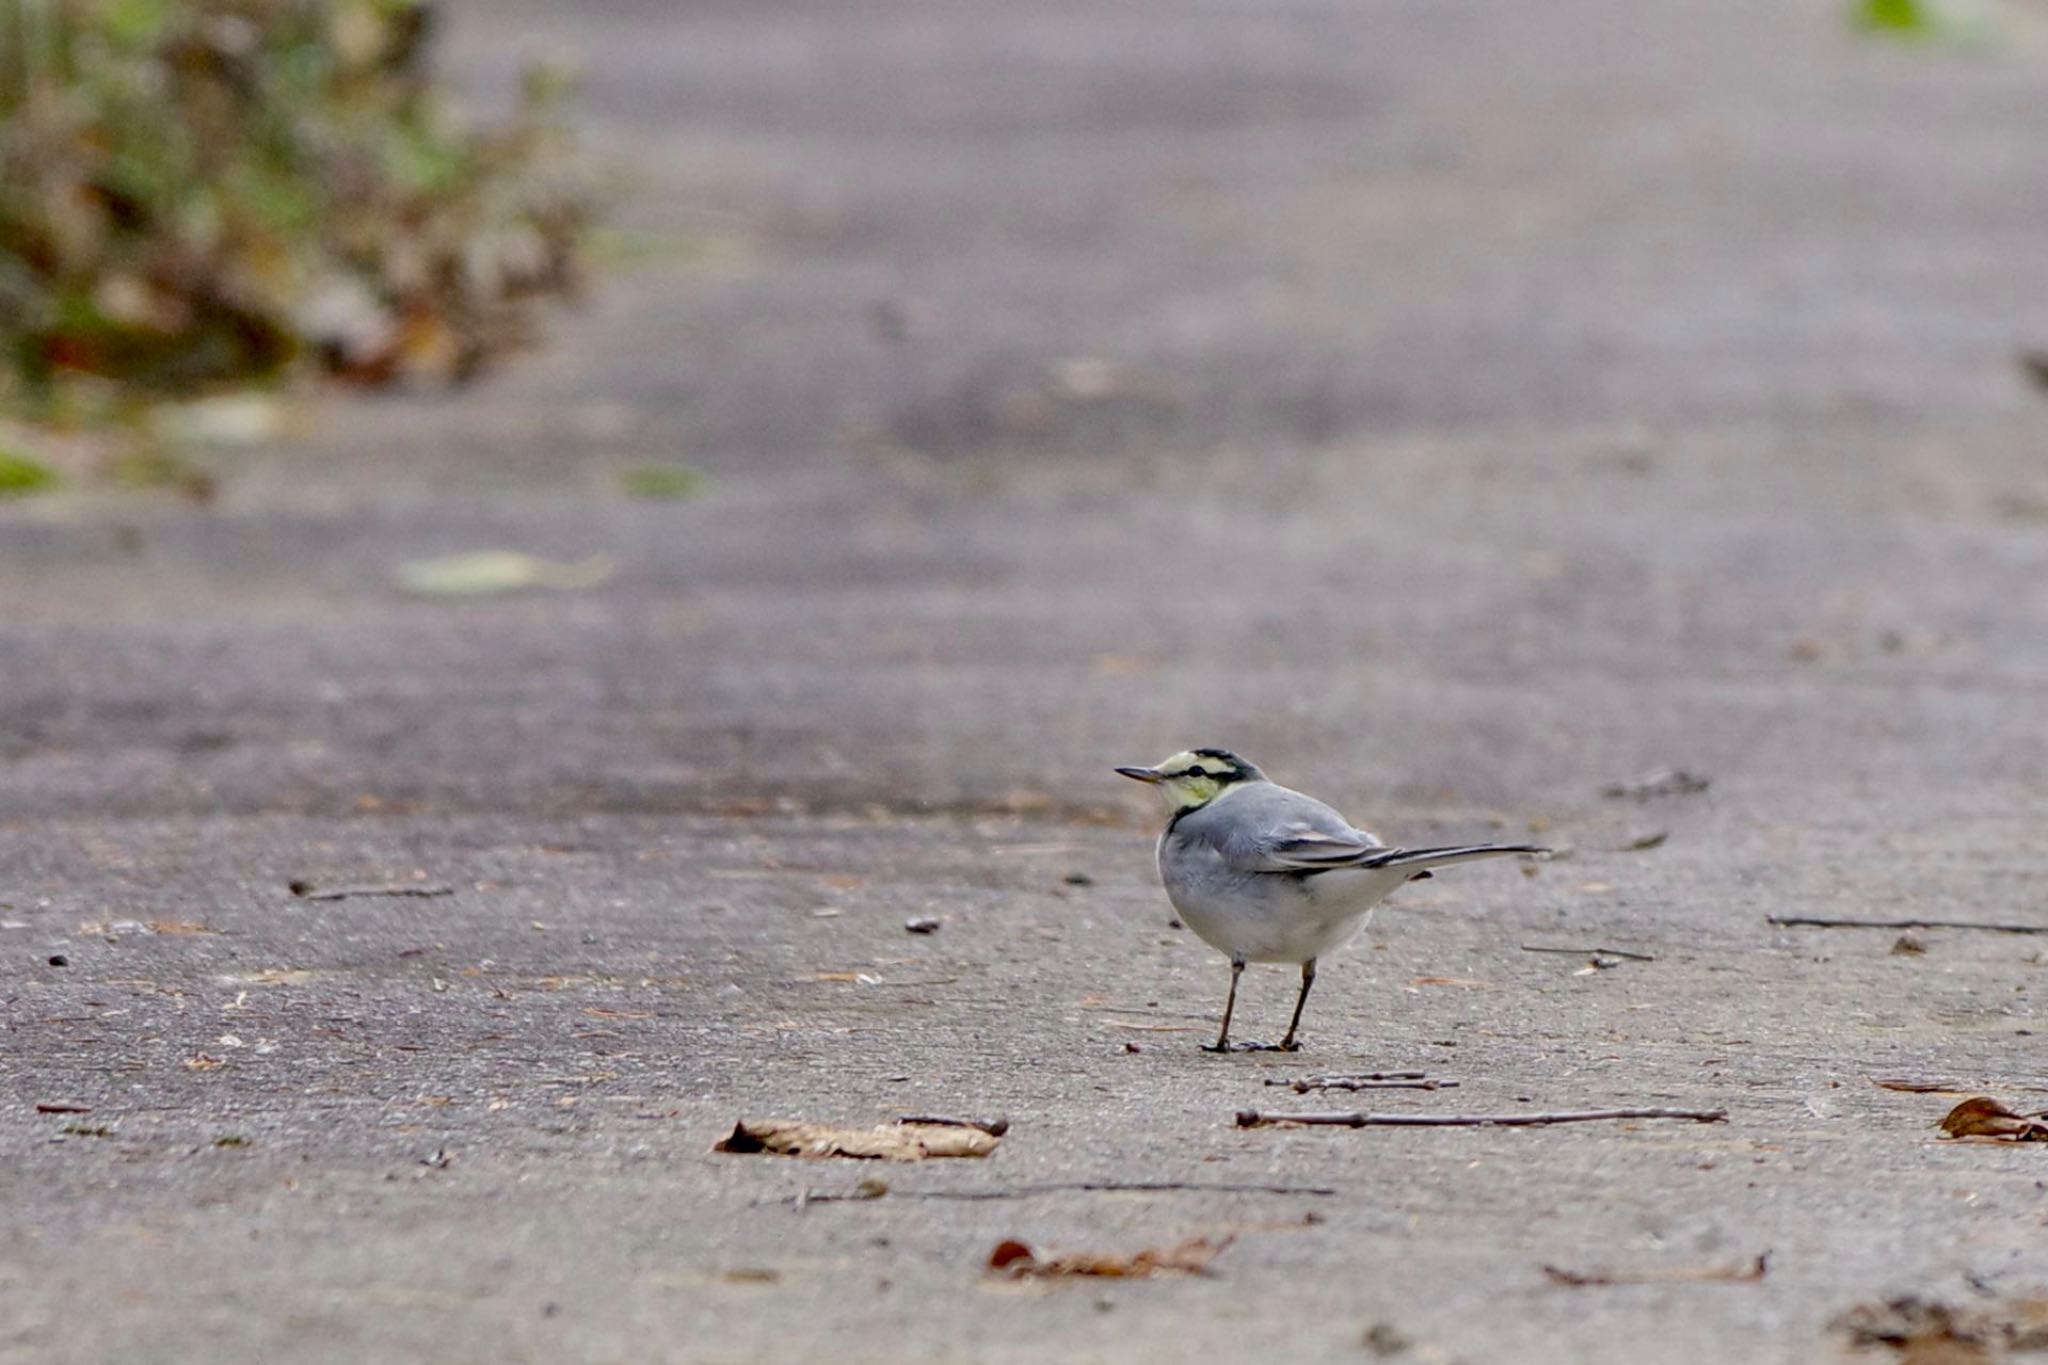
[1118, 750, 1238, 813]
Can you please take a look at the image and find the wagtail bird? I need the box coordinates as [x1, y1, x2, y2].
[1117, 748, 1545, 1052]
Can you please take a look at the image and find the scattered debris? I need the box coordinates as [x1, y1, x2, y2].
[393, 552, 617, 598]
[714, 1118, 1000, 1161]
[1892, 934, 1928, 956]
[1265, 1073, 1459, 1093]
[212, 1134, 250, 1148]
[988, 1234, 1231, 1279]
[904, 916, 942, 935]
[1835, 1293, 2048, 1359]
[893, 1115, 1010, 1137]
[46, 955, 67, 967]
[1236, 1107, 1727, 1130]
[721, 1268, 780, 1284]
[420, 1148, 454, 1168]
[1543, 1253, 1768, 1287]
[1769, 916, 2048, 936]
[290, 882, 454, 902]
[34, 1102, 91, 1114]
[1362, 1323, 1412, 1357]
[183, 1055, 225, 1071]
[771, 1179, 1336, 1206]
[619, 464, 707, 501]
[1939, 1097, 2048, 1142]
[1874, 1078, 1973, 1095]
[1601, 768, 1710, 800]
[1064, 872, 1096, 886]
[1621, 831, 1670, 852]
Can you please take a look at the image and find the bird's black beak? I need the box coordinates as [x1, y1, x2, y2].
[1115, 765, 1163, 783]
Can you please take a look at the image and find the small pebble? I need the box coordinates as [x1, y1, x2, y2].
[904, 916, 941, 935]
[46, 954, 67, 967]
[1063, 872, 1095, 886]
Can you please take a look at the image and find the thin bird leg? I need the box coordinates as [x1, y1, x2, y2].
[1279, 958, 1316, 1052]
[1204, 957, 1247, 1053]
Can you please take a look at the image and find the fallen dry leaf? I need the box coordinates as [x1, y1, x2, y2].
[1938, 1097, 2048, 1142]
[1543, 1253, 1768, 1287]
[713, 1119, 1000, 1161]
[394, 551, 616, 598]
[1835, 1293, 2048, 1361]
[987, 1235, 1232, 1279]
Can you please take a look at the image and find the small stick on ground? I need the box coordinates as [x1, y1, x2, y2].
[768, 1179, 1339, 1205]
[1236, 1107, 1727, 1129]
[1543, 1252, 1768, 1287]
[1266, 1074, 1460, 1093]
[1871, 1077, 1970, 1094]
[1520, 944, 1656, 962]
[292, 883, 455, 902]
[1766, 915, 2048, 935]
[896, 1114, 1011, 1136]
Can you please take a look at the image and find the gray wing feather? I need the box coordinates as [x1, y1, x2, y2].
[1204, 784, 1390, 874]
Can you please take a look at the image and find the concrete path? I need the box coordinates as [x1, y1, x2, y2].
[5, 1, 2048, 1361]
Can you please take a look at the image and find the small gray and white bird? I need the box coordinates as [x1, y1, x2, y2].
[1116, 748, 1545, 1052]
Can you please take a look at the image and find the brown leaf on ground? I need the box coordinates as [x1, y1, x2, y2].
[1543, 1253, 1768, 1287]
[987, 1235, 1232, 1279]
[713, 1119, 1000, 1161]
[1938, 1097, 2048, 1142]
[1835, 1294, 2048, 1363]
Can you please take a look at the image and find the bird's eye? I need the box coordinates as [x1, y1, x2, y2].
[1189, 767, 1210, 779]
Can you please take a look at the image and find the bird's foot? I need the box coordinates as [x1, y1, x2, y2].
[1202, 1039, 1300, 1054]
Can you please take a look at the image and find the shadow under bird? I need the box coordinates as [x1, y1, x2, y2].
[1117, 748, 1546, 1052]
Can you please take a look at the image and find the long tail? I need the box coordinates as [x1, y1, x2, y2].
[1361, 843, 1547, 871]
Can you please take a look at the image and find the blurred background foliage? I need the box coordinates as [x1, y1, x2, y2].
[0, 0, 590, 473]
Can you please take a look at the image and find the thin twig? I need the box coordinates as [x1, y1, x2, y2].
[1236, 1107, 1727, 1129]
[293, 884, 455, 902]
[764, 1179, 1339, 1206]
[1543, 1253, 1768, 1287]
[1767, 915, 2048, 935]
[1520, 944, 1657, 962]
[1871, 1077, 1969, 1094]
[896, 1114, 1011, 1136]
[1266, 1074, 1460, 1093]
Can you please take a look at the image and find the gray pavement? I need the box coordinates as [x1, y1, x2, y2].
[4, 1, 2048, 1361]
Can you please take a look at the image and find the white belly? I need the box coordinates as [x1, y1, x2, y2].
[1161, 843, 1410, 964]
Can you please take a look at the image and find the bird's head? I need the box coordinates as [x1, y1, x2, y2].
[1115, 748, 1265, 815]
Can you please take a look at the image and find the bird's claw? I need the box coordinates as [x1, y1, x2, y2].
[1202, 1039, 1300, 1054]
